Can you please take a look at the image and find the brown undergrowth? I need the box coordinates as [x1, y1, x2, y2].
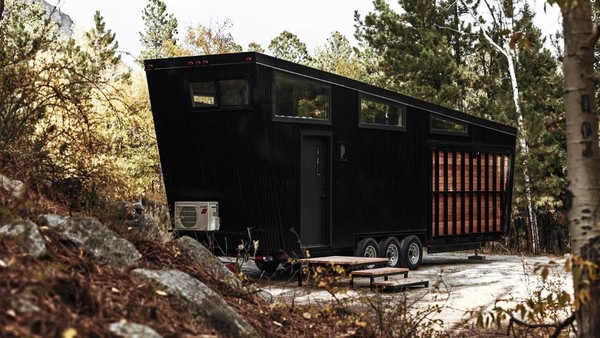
[0, 225, 384, 337]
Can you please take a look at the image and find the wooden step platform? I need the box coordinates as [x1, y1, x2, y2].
[350, 267, 409, 288]
[373, 278, 429, 292]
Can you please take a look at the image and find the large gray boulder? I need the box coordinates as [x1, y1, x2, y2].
[36, 214, 141, 268]
[0, 219, 47, 257]
[176, 236, 242, 288]
[176, 236, 273, 302]
[133, 269, 257, 338]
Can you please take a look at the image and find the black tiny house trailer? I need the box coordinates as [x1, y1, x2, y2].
[144, 52, 516, 270]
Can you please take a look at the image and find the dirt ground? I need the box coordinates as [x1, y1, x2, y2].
[237, 252, 573, 333]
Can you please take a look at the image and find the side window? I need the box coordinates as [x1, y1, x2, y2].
[219, 79, 249, 106]
[274, 73, 330, 121]
[189, 78, 250, 109]
[430, 114, 468, 135]
[190, 81, 217, 107]
[359, 95, 406, 129]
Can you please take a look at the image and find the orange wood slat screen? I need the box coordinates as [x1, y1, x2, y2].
[432, 150, 509, 237]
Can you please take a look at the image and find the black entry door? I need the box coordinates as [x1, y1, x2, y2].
[300, 135, 330, 246]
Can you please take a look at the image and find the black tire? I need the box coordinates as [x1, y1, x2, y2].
[255, 259, 280, 273]
[399, 235, 423, 270]
[355, 237, 380, 269]
[379, 236, 403, 268]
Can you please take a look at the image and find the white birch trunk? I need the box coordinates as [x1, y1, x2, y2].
[464, 1, 540, 252]
[561, 0, 600, 335]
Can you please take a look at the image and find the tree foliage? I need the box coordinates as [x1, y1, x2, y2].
[138, 0, 178, 61]
[354, 0, 471, 108]
[0, 0, 572, 257]
[0, 0, 162, 212]
[355, 0, 565, 253]
[310, 31, 366, 80]
[181, 18, 242, 55]
[268, 30, 310, 64]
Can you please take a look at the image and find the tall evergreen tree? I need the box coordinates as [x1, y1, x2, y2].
[85, 11, 120, 75]
[138, 0, 178, 61]
[310, 31, 365, 80]
[354, 0, 471, 109]
[268, 30, 310, 64]
[514, 5, 566, 252]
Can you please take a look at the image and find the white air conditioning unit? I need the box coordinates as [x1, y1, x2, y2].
[174, 201, 220, 231]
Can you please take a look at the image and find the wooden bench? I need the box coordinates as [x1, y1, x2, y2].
[373, 278, 429, 291]
[350, 267, 409, 288]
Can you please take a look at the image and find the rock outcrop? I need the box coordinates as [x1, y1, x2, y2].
[0, 219, 47, 258]
[133, 269, 257, 338]
[1, 213, 263, 336]
[177, 236, 242, 288]
[36, 214, 141, 269]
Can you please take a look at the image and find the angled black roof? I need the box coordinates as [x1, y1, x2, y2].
[145, 52, 517, 136]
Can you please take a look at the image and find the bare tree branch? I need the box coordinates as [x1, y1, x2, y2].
[506, 313, 576, 338]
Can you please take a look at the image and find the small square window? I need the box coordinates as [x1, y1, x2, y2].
[189, 82, 217, 107]
[219, 79, 249, 106]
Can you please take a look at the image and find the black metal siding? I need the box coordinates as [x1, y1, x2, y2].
[145, 52, 517, 257]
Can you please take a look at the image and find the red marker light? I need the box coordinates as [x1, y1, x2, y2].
[244, 57, 253, 62]
[187, 61, 194, 66]
[201, 60, 209, 65]
[146, 64, 153, 69]
[194, 60, 201, 65]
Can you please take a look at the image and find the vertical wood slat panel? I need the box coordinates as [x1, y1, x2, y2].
[461, 152, 467, 233]
[452, 151, 457, 235]
[443, 151, 449, 236]
[432, 149, 509, 238]
[434, 151, 439, 236]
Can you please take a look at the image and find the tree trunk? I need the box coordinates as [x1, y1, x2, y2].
[506, 43, 540, 254]
[463, 0, 540, 253]
[0, 0, 4, 20]
[561, 0, 600, 336]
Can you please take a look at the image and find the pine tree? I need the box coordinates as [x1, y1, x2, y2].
[85, 11, 121, 76]
[354, 0, 469, 109]
[310, 31, 365, 80]
[268, 30, 310, 64]
[138, 0, 178, 61]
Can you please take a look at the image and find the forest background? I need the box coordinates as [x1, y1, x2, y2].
[0, 0, 575, 254]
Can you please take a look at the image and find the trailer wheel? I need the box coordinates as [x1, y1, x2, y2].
[379, 236, 402, 268]
[255, 259, 280, 273]
[399, 235, 423, 270]
[355, 238, 379, 269]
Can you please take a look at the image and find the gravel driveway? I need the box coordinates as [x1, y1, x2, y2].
[236, 252, 572, 329]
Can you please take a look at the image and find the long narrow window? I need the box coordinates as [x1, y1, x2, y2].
[274, 73, 330, 121]
[189, 78, 249, 109]
[430, 114, 468, 135]
[359, 95, 406, 129]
